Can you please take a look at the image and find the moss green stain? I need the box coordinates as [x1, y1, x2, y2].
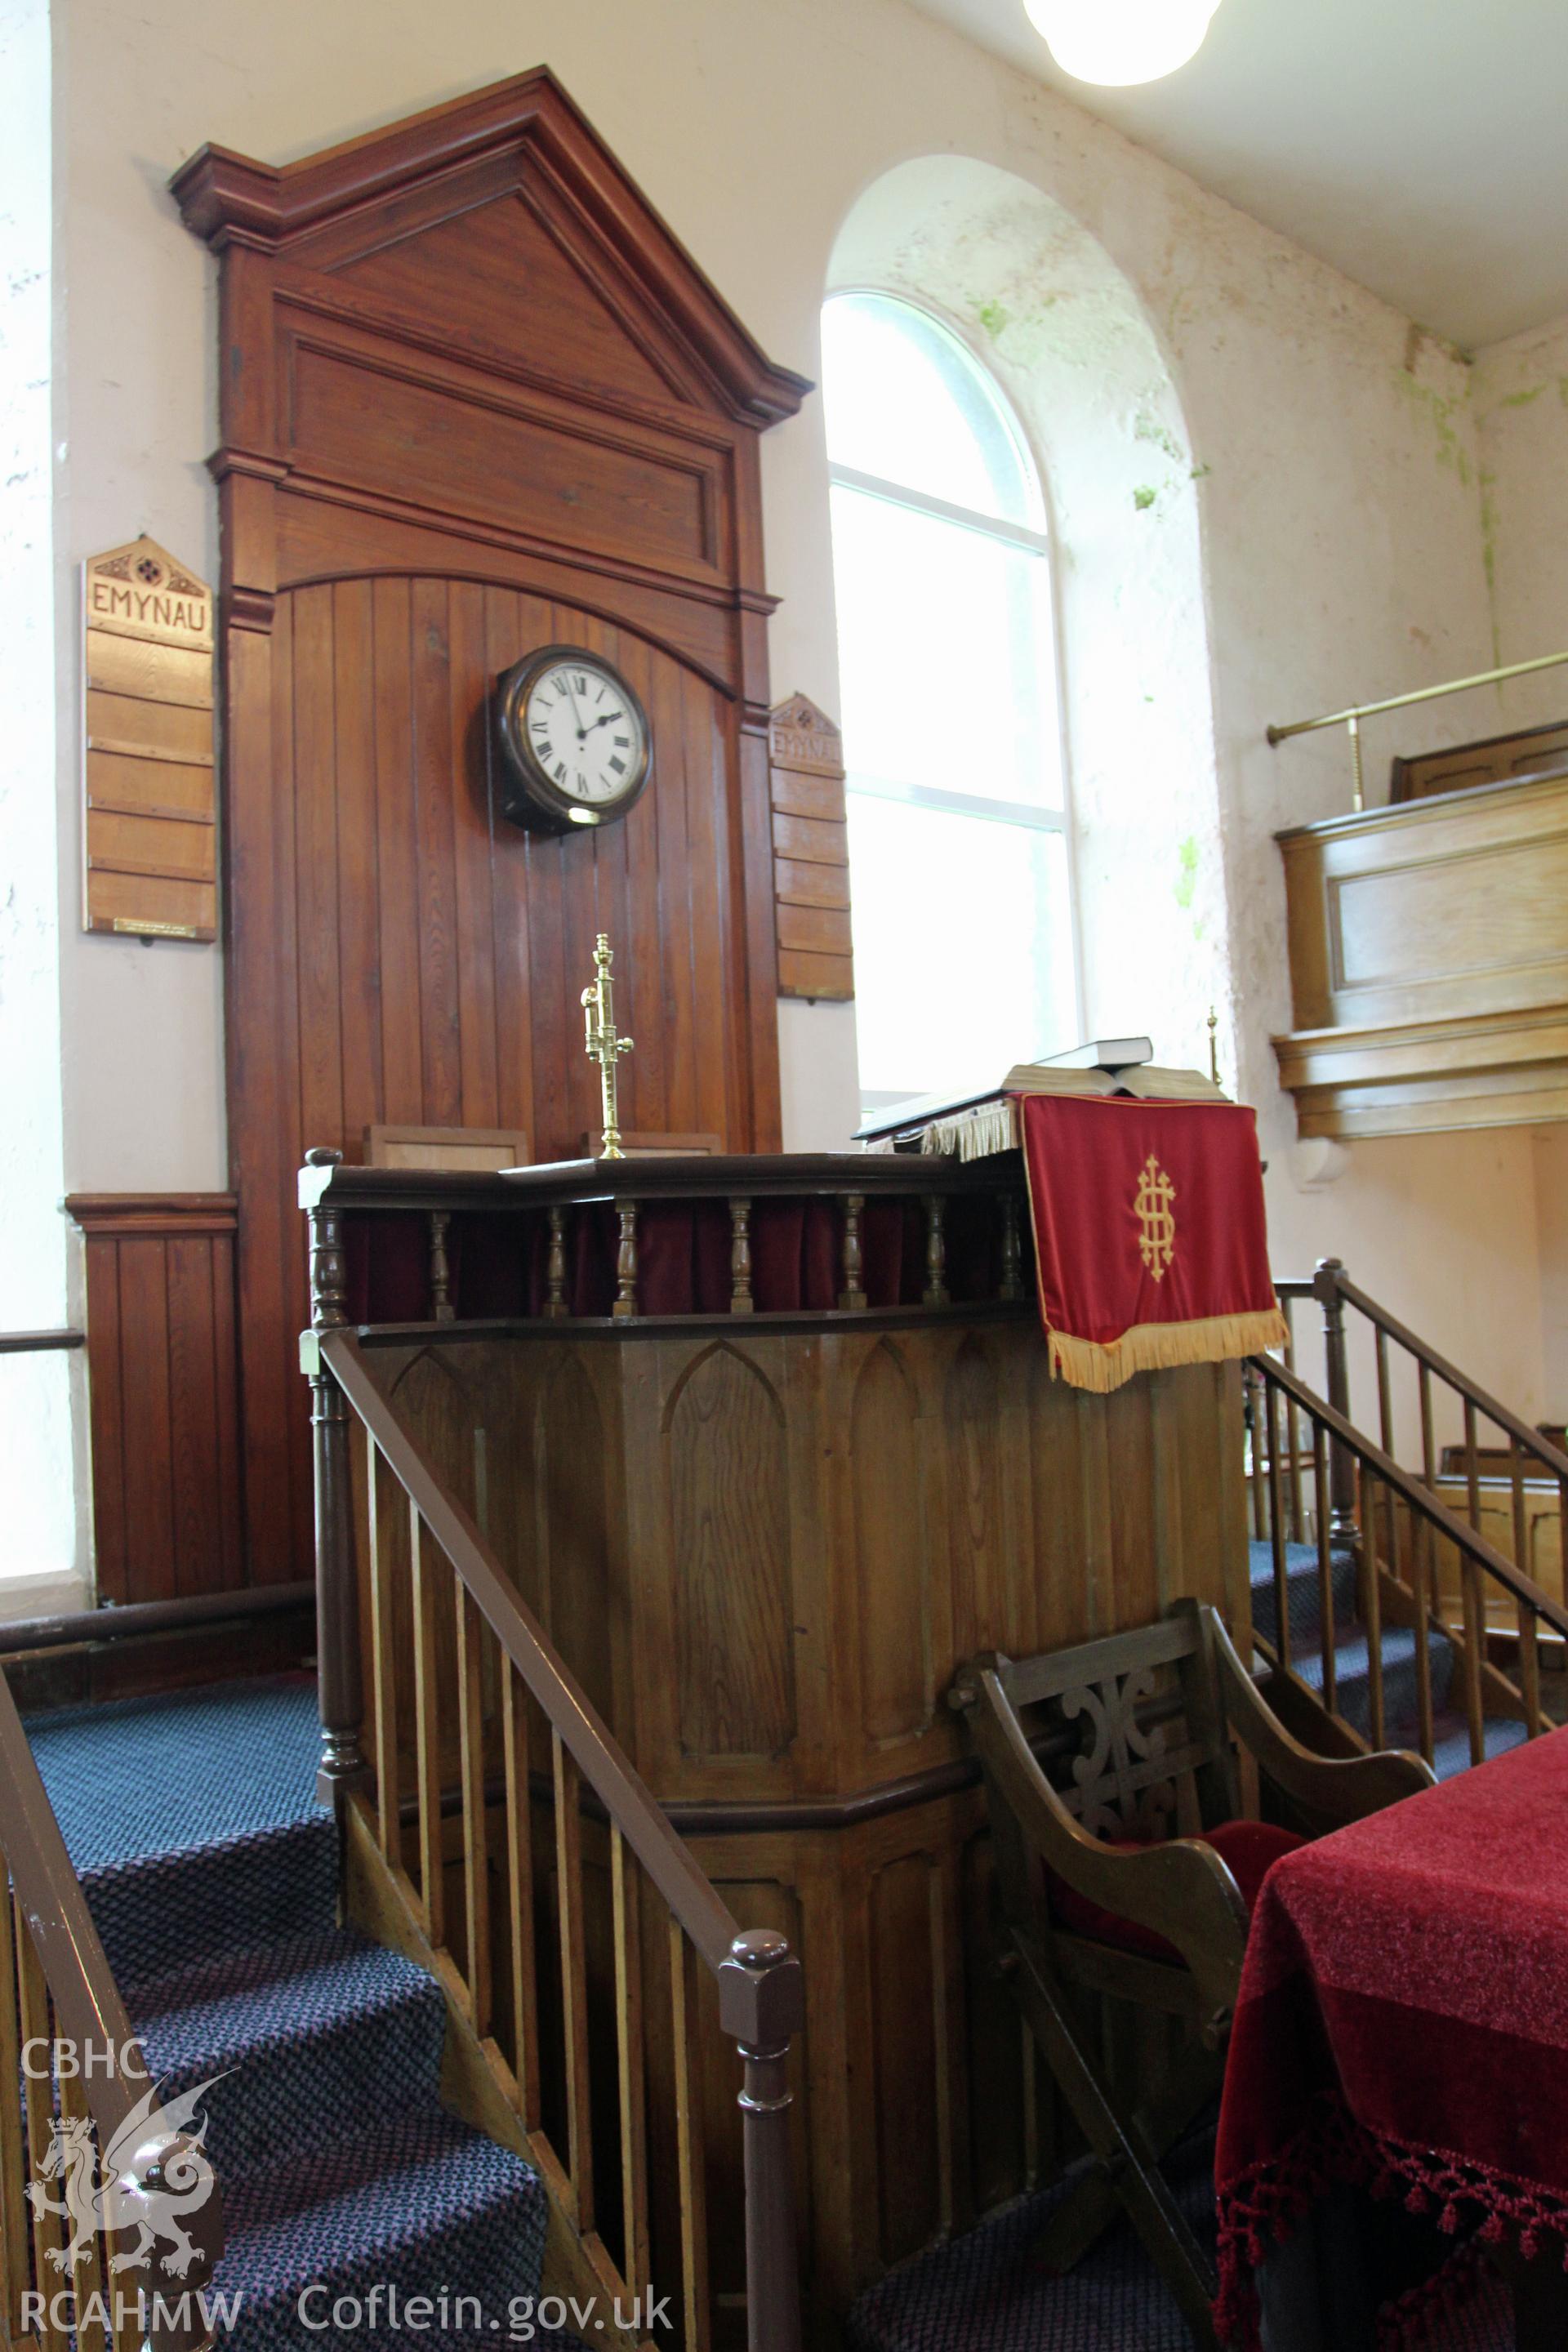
[977, 300, 1010, 341]
[1133, 485, 1157, 512]
[1134, 413, 1183, 464]
[1392, 367, 1472, 488]
[1190, 461, 1212, 482]
[1498, 382, 1546, 408]
[1479, 466, 1503, 670]
[1174, 836, 1199, 911]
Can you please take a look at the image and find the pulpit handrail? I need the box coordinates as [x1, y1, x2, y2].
[0, 1668, 225, 2343]
[0, 1674, 140, 2148]
[1250, 1348, 1566, 1774]
[319, 1326, 742, 1971]
[316, 1323, 804, 2352]
[1253, 1351, 1568, 1643]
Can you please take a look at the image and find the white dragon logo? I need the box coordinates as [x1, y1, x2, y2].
[26, 2074, 224, 2278]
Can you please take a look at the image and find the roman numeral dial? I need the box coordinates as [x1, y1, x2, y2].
[495, 644, 653, 837]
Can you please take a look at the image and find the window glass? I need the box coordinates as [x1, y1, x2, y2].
[822, 294, 1041, 528]
[830, 483, 1062, 810]
[823, 291, 1077, 1110]
[847, 799, 1076, 1101]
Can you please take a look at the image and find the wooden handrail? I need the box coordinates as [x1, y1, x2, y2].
[321, 1329, 745, 1975]
[318, 1322, 805, 2352]
[0, 1582, 314, 1658]
[0, 1668, 225, 2345]
[1250, 1350, 1568, 1642]
[1326, 1267, 1568, 1488]
[0, 1675, 139, 2150]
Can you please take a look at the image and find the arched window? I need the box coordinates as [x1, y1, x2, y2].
[822, 292, 1077, 1111]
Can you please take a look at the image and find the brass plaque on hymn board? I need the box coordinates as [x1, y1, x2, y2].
[82, 535, 216, 942]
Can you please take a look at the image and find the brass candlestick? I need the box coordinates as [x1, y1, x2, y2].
[582, 932, 633, 1157]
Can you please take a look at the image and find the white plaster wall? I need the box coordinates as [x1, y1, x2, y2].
[1, 0, 85, 1588]
[1473, 313, 1568, 728]
[42, 0, 1554, 1425]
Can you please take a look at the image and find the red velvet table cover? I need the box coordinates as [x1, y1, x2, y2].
[1016, 1093, 1286, 1392]
[1215, 1726, 1568, 2349]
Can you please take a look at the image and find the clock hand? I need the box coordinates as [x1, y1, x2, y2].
[564, 684, 589, 741]
[586, 710, 625, 733]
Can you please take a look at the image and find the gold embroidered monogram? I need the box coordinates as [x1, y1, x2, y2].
[1134, 1154, 1177, 1281]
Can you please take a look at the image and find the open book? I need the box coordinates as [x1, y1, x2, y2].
[857, 1050, 1225, 1148]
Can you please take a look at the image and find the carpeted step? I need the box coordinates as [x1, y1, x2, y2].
[127, 1928, 448, 2174]
[23, 1678, 555, 2350]
[215, 2105, 549, 2352]
[26, 1677, 333, 1982]
[1286, 1620, 1452, 1744]
[1430, 1713, 1531, 1782]
[1249, 1538, 1358, 1655]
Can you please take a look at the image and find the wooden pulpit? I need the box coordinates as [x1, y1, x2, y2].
[304, 1147, 1252, 2332]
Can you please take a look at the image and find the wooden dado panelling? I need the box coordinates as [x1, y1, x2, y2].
[66, 1196, 244, 1604]
[172, 74, 808, 1588]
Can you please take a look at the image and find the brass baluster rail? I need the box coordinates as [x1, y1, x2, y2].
[1246, 1349, 1568, 1772]
[318, 1325, 805, 2352]
[1266, 646, 1568, 810]
[0, 1673, 223, 2350]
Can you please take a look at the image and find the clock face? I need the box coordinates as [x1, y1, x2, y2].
[495, 647, 653, 835]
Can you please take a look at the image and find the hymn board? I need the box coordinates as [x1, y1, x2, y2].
[174, 74, 808, 1581]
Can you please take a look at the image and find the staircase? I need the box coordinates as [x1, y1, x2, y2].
[24, 1676, 576, 2352]
[1247, 1539, 1529, 1781]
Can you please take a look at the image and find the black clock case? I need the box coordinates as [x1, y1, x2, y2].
[493, 644, 653, 835]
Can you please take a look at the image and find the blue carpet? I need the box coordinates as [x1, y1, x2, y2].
[24, 1677, 552, 2352]
[848, 2145, 1514, 2352]
[1248, 1542, 1526, 1780]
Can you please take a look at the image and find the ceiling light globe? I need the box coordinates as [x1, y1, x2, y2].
[1023, 0, 1223, 87]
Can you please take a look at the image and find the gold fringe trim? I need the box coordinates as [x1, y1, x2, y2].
[1046, 1306, 1290, 1394]
[920, 1099, 1020, 1160]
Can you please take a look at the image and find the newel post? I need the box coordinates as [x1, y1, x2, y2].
[303, 1147, 365, 1805]
[1315, 1258, 1359, 1542]
[719, 1929, 804, 2352]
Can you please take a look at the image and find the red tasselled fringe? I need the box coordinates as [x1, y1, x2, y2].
[1214, 2091, 1568, 2350]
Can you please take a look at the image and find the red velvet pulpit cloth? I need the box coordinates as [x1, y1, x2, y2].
[1015, 1093, 1286, 1392]
[1214, 1727, 1568, 2350]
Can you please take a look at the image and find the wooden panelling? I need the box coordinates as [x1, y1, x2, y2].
[851, 1342, 932, 1747]
[357, 1320, 1249, 2319]
[666, 1344, 795, 1761]
[1390, 716, 1568, 803]
[1273, 771, 1568, 1138]
[66, 1196, 243, 1603]
[361, 1325, 1251, 1805]
[769, 694, 853, 1002]
[174, 74, 808, 1587]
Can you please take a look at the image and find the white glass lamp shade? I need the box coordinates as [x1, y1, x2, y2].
[1023, 0, 1222, 86]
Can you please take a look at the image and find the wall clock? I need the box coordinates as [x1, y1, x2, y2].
[495, 645, 652, 835]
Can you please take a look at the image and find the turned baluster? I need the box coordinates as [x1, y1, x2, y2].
[304, 1146, 364, 1804]
[923, 1194, 950, 1308]
[544, 1204, 568, 1320]
[999, 1192, 1024, 1302]
[428, 1209, 453, 1322]
[613, 1201, 639, 1320]
[730, 1196, 755, 1315]
[839, 1192, 867, 1312]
